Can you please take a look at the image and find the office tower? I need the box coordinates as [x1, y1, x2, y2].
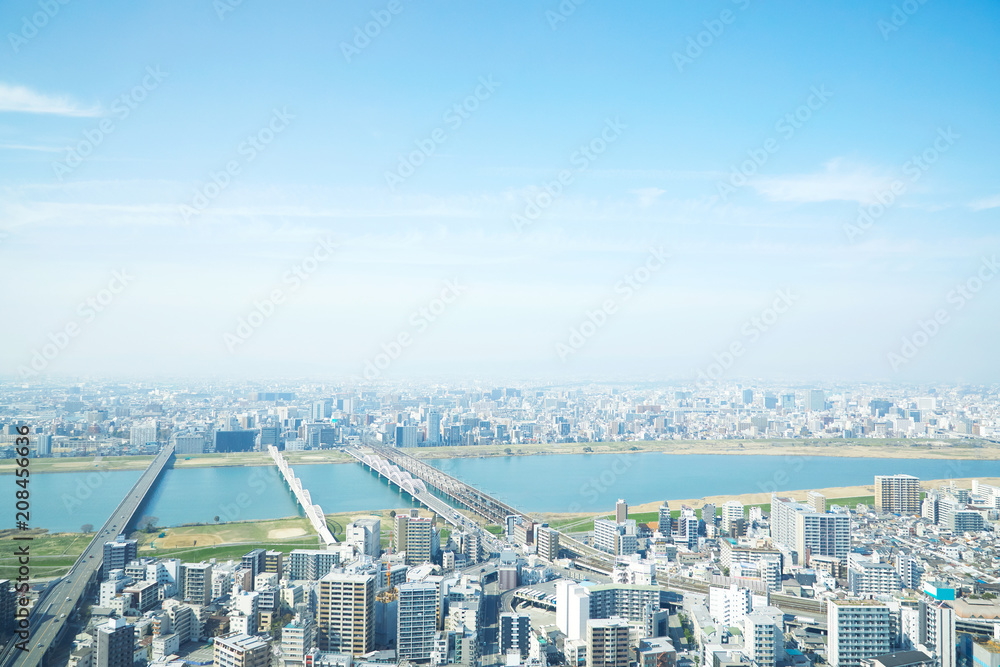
[556, 580, 591, 641]
[926, 601, 956, 667]
[657, 503, 671, 534]
[395, 424, 418, 447]
[809, 389, 826, 412]
[744, 607, 785, 667]
[807, 491, 826, 513]
[427, 410, 441, 445]
[346, 516, 381, 558]
[281, 617, 314, 667]
[536, 525, 560, 561]
[394, 514, 433, 565]
[130, 420, 157, 447]
[263, 550, 283, 575]
[213, 632, 271, 667]
[398, 581, 439, 661]
[180, 562, 213, 605]
[709, 585, 751, 627]
[36, 434, 52, 456]
[95, 618, 134, 667]
[875, 475, 921, 514]
[616, 499, 628, 524]
[242, 548, 267, 581]
[587, 617, 631, 667]
[500, 613, 531, 660]
[676, 510, 699, 550]
[288, 549, 340, 580]
[781, 393, 795, 409]
[103, 535, 138, 574]
[827, 600, 891, 667]
[764, 395, 778, 409]
[743, 389, 754, 405]
[594, 518, 637, 556]
[316, 571, 375, 655]
[721, 501, 744, 534]
[172, 432, 205, 454]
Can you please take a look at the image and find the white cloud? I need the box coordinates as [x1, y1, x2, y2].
[0, 83, 101, 117]
[751, 158, 893, 204]
[970, 195, 1000, 212]
[630, 187, 665, 208]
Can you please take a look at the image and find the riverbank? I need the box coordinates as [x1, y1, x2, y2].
[2, 437, 996, 475]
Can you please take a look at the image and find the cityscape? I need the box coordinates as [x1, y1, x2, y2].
[2, 1, 999, 667]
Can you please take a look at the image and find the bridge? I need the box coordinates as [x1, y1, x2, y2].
[345, 446, 504, 553]
[347, 444, 608, 565]
[0, 445, 175, 667]
[268, 446, 336, 545]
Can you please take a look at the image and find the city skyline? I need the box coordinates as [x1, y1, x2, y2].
[1, 2, 999, 382]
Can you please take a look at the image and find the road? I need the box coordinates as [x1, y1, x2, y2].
[0, 445, 174, 667]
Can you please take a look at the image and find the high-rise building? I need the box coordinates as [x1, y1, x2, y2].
[807, 491, 826, 513]
[500, 613, 531, 660]
[180, 562, 213, 606]
[743, 389, 754, 405]
[280, 617, 314, 667]
[657, 503, 671, 534]
[556, 580, 591, 641]
[536, 525, 560, 561]
[0, 580, 13, 640]
[848, 561, 902, 597]
[394, 513, 433, 565]
[213, 632, 271, 667]
[709, 585, 751, 627]
[586, 617, 631, 667]
[242, 548, 267, 581]
[809, 389, 826, 412]
[36, 434, 52, 456]
[288, 549, 340, 580]
[874, 475, 921, 514]
[316, 571, 375, 655]
[827, 600, 891, 667]
[346, 517, 381, 558]
[745, 606, 785, 667]
[427, 410, 441, 445]
[130, 421, 157, 447]
[795, 512, 851, 564]
[95, 618, 134, 667]
[264, 550, 283, 575]
[398, 581, 439, 661]
[395, 424, 418, 447]
[103, 535, 138, 575]
[701, 503, 716, 527]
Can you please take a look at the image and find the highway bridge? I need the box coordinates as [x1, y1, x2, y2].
[346, 446, 504, 553]
[0, 445, 175, 667]
[268, 446, 336, 545]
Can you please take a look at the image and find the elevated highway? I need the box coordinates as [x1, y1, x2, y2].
[268, 446, 336, 545]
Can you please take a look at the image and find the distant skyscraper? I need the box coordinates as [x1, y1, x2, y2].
[394, 513, 433, 565]
[130, 420, 157, 447]
[657, 503, 671, 534]
[743, 389, 754, 405]
[874, 475, 921, 514]
[809, 389, 826, 412]
[781, 393, 795, 409]
[427, 410, 441, 444]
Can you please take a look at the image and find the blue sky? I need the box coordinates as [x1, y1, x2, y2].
[1, 0, 998, 383]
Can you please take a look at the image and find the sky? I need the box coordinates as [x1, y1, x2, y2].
[0, 0, 998, 384]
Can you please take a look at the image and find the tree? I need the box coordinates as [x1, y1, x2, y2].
[389, 510, 397, 518]
[214, 516, 220, 523]
[81, 524, 94, 534]
[138, 515, 159, 532]
[583, 446, 593, 452]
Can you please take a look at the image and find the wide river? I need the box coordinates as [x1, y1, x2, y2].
[4, 453, 992, 533]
